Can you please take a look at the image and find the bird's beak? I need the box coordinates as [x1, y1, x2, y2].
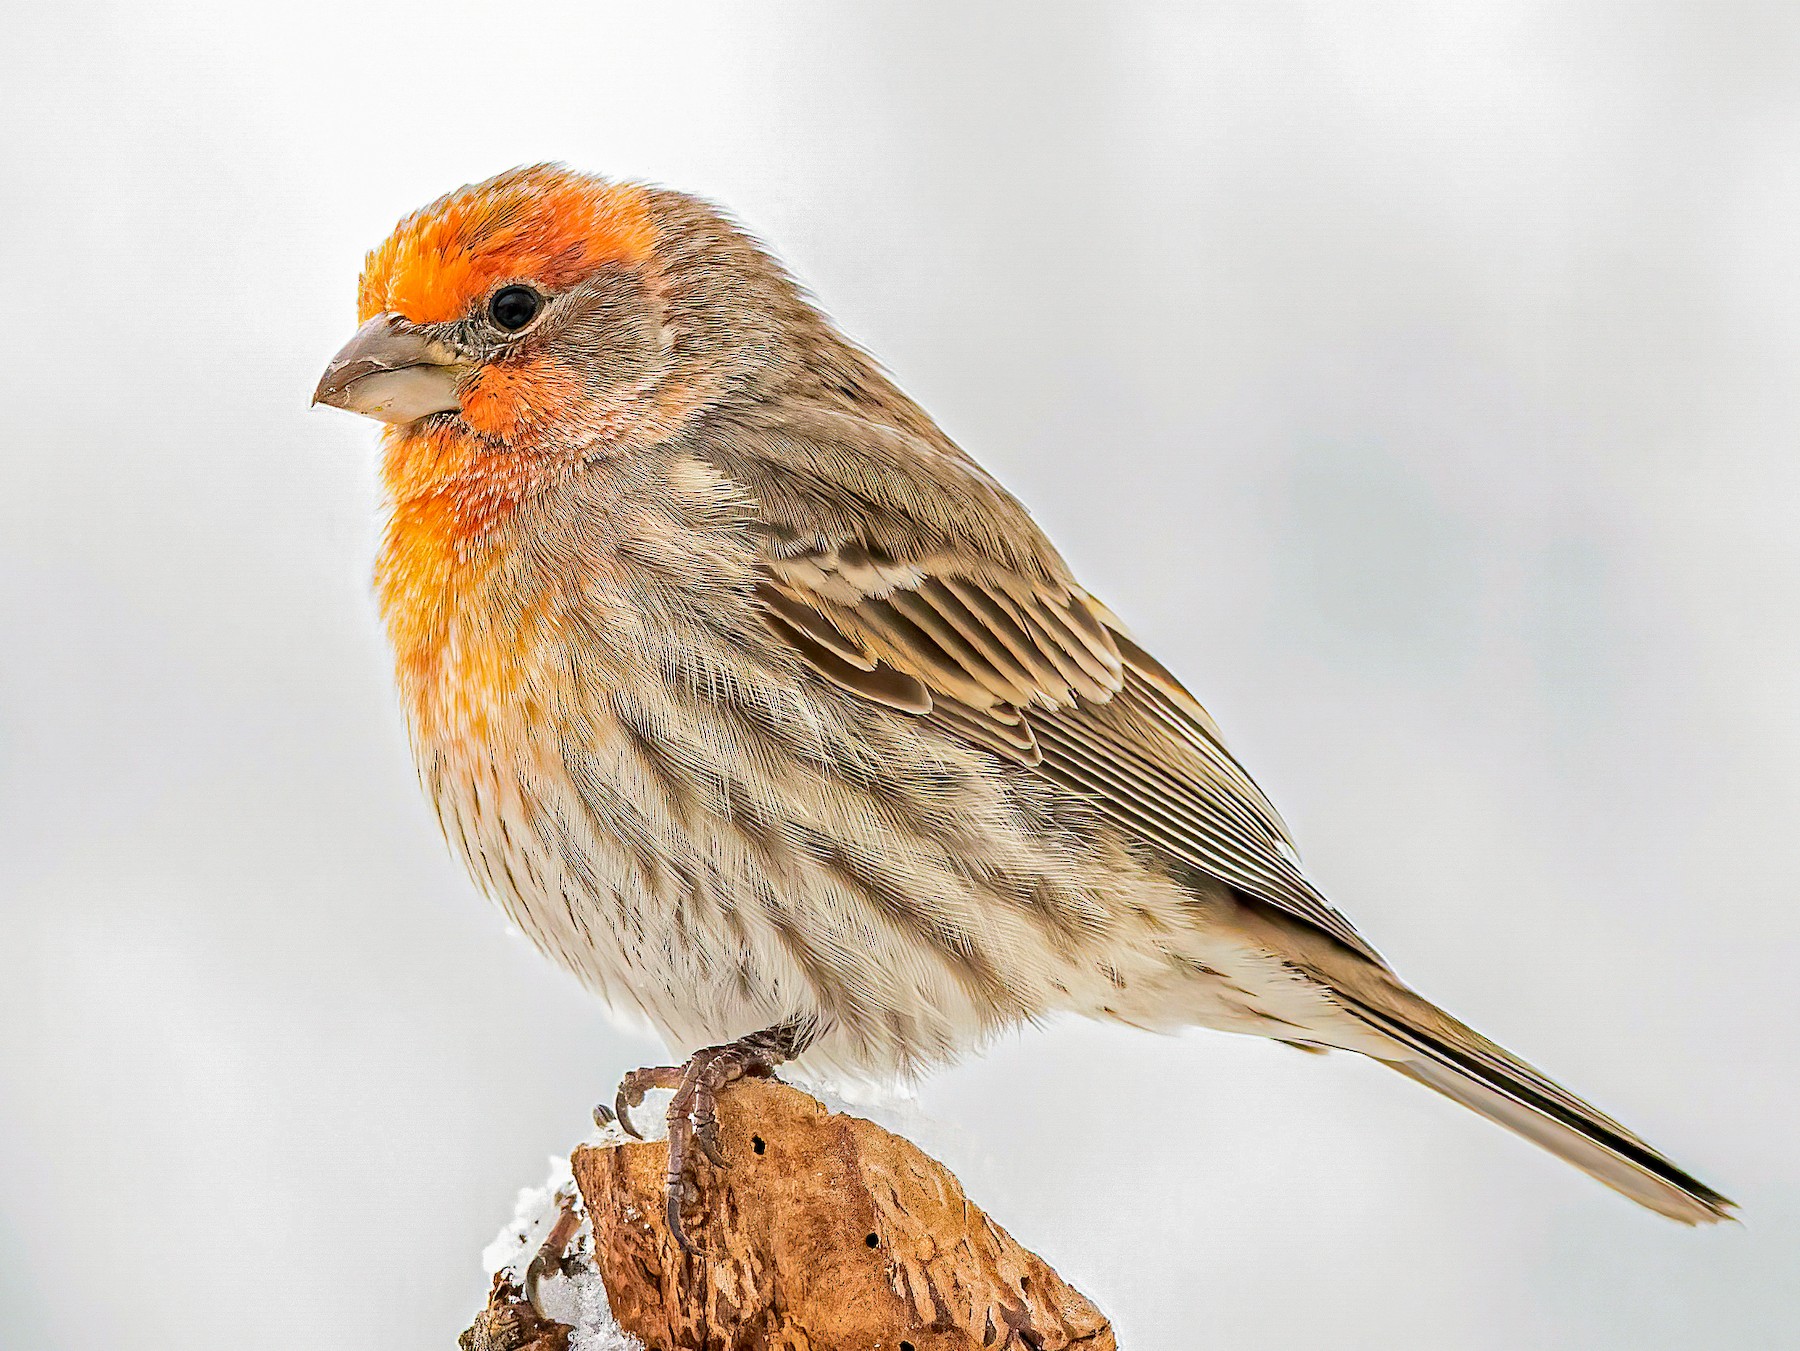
[313, 313, 467, 424]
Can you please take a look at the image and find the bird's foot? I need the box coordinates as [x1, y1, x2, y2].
[611, 1023, 806, 1255]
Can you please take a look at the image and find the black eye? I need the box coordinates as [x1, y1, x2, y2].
[488, 285, 541, 332]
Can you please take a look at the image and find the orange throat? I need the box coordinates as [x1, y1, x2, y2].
[374, 422, 549, 738]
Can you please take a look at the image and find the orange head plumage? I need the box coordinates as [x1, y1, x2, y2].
[355, 164, 658, 327]
[317, 163, 812, 461]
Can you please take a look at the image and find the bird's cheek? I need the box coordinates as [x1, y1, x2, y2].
[460, 359, 584, 443]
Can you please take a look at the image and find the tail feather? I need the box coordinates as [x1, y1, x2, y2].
[1343, 998, 1735, 1225]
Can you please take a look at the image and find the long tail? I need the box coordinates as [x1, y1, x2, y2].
[1341, 993, 1735, 1225]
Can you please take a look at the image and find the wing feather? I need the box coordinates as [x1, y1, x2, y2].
[703, 409, 1380, 962]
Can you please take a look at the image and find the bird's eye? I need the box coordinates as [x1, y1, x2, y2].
[488, 285, 542, 332]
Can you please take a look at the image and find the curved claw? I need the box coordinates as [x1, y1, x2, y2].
[694, 1121, 729, 1169]
[614, 1086, 644, 1140]
[667, 1188, 698, 1256]
[613, 1065, 682, 1141]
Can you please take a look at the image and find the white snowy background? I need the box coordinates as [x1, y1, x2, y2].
[3, 3, 1796, 1348]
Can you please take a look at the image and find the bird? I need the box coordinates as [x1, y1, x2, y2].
[314, 163, 1733, 1249]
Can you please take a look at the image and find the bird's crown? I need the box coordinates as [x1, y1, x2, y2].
[357, 164, 657, 326]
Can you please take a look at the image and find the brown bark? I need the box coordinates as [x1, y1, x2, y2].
[460, 1272, 572, 1351]
[465, 1077, 1115, 1350]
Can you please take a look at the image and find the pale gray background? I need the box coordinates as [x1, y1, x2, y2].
[3, 2, 1795, 1347]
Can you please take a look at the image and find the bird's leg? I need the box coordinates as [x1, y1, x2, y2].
[522, 1182, 583, 1318]
[612, 1019, 814, 1255]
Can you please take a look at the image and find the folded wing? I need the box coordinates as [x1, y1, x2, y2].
[705, 406, 1384, 964]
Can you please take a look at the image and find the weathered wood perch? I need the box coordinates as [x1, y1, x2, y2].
[463, 1078, 1115, 1350]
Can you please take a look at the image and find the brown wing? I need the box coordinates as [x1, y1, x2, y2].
[756, 546, 1385, 965]
[699, 405, 1384, 964]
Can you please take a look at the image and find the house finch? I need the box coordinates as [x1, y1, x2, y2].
[314, 164, 1731, 1247]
